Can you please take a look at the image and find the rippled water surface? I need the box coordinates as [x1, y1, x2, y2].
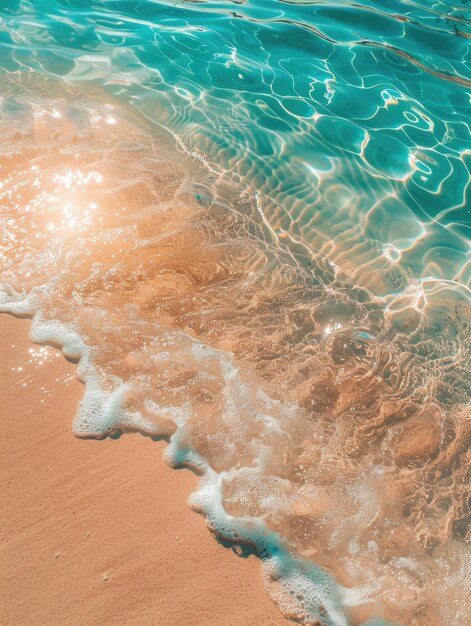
[0, 1, 470, 625]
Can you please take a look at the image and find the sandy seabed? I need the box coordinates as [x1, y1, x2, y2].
[0, 314, 288, 626]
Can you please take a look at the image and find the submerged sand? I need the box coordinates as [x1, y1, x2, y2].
[1, 80, 469, 626]
[0, 314, 288, 626]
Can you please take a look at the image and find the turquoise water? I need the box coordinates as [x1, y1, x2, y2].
[0, 1, 470, 625]
[1, 0, 470, 290]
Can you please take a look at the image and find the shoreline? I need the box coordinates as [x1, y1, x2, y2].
[0, 314, 288, 626]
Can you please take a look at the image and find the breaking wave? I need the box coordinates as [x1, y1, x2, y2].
[1, 77, 470, 625]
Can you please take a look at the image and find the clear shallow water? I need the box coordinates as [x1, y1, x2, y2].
[0, 2, 470, 625]
[1, 0, 470, 290]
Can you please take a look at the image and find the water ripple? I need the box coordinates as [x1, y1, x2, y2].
[0, 1, 469, 298]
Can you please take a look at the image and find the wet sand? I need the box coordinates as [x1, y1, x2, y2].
[0, 314, 287, 626]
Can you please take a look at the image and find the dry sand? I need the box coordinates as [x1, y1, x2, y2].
[0, 314, 288, 626]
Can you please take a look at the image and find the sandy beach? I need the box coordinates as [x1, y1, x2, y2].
[0, 314, 288, 626]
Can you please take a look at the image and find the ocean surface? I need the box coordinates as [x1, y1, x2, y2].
[0, 1, 470, 625]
